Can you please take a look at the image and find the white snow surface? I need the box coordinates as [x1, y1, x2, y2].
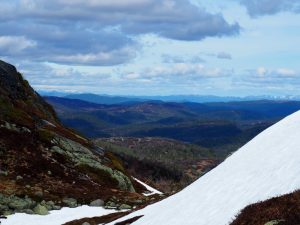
[133, 177, 163, 196]
[2, 206, 117, 225]
[109, 111, 300, 225]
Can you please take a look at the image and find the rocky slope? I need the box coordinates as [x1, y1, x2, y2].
[0, 60, 145, 217]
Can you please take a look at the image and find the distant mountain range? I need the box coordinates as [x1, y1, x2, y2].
[39, 91, 300, 105]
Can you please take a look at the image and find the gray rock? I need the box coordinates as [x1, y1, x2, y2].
[22, 209, 34, 214]
[40, 200, 52, 210]
[8, 198, 29, 210]
[119, 204, 132, 210]
[62, 198, 77, 208]
[16, 175, 23, 180]
[264, 220, 285, 225]
[89, 199, 104, 207]
[82, 222, 91, 225]
[105, 201, 117, 209]
[33, 204, 49, 215]
[52, 205, 61, 210]
[132, 199, 143, 204]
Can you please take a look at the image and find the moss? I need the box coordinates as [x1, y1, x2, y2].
[76, 163, 119, 188]
[38, 129, 55, 144]
[105, 152, 127, 174]
[264, 220, 285, 225]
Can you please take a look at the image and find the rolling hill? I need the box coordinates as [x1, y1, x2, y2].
[45, 96, 300, 156]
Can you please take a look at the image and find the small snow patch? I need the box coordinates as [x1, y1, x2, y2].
[133, 177, 163, 196]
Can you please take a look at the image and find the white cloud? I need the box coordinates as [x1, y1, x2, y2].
[50, 47, 136, 66]
[0, 36, 36, 54]
[124, 63, 228, 81]
[276, 68, 296, 77]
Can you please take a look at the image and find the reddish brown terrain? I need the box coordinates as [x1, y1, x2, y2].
[231, 190, 300, 225]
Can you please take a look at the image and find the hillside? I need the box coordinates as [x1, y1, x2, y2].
[0, 60, 147, 218]
[103, 110, 300, 225]
[44, 96, 300, 156]
[94, 137, 218, 193]
[231, 190, 300, 225]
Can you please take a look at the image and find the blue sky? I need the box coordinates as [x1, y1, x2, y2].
[1, 0, 300, 96]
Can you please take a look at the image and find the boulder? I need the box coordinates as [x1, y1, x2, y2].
[62, 198, 77, 208]
[264, 220, 285, 225]
[33, 204, 48, 215]
[8, 198, 29, 211]
[119, 204, 132, 210]
[82, 222, 91, 225]
[89, 199, 104, 207]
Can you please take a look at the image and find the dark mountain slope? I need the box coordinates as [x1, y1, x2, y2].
[0, 60, 146, 217]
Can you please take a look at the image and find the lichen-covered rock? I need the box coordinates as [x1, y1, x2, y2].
[33, 204, 48, 215]
[62, 198, 77, 208]
[40, 200, 55, 210]
[52, 205, 61, 210]
[82, 222, 91, 225]
[0, 194, 36, 212]
[119, 204, 132, 210]
[89, 199, 104, 207]
[105, 201, 117, 209]
[21, 209, 34, 214]
[264, 220, 285, 225]
[51, 136, 135, 192]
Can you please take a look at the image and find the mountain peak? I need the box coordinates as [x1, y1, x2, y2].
[0, 60, 58, 126]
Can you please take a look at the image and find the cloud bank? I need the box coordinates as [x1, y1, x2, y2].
[0, 0, 240, 66]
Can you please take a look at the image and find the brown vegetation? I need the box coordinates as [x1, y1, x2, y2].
[231, 190, 300, 225]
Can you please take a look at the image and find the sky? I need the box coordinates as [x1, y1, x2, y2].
[0, 0, 300, 96]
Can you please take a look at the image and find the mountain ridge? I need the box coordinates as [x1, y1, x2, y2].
[40, 91, 300, 105]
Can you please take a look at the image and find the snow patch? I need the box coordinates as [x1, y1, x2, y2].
[2, 206, 117, 225]
[133, 177, 163, 196]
